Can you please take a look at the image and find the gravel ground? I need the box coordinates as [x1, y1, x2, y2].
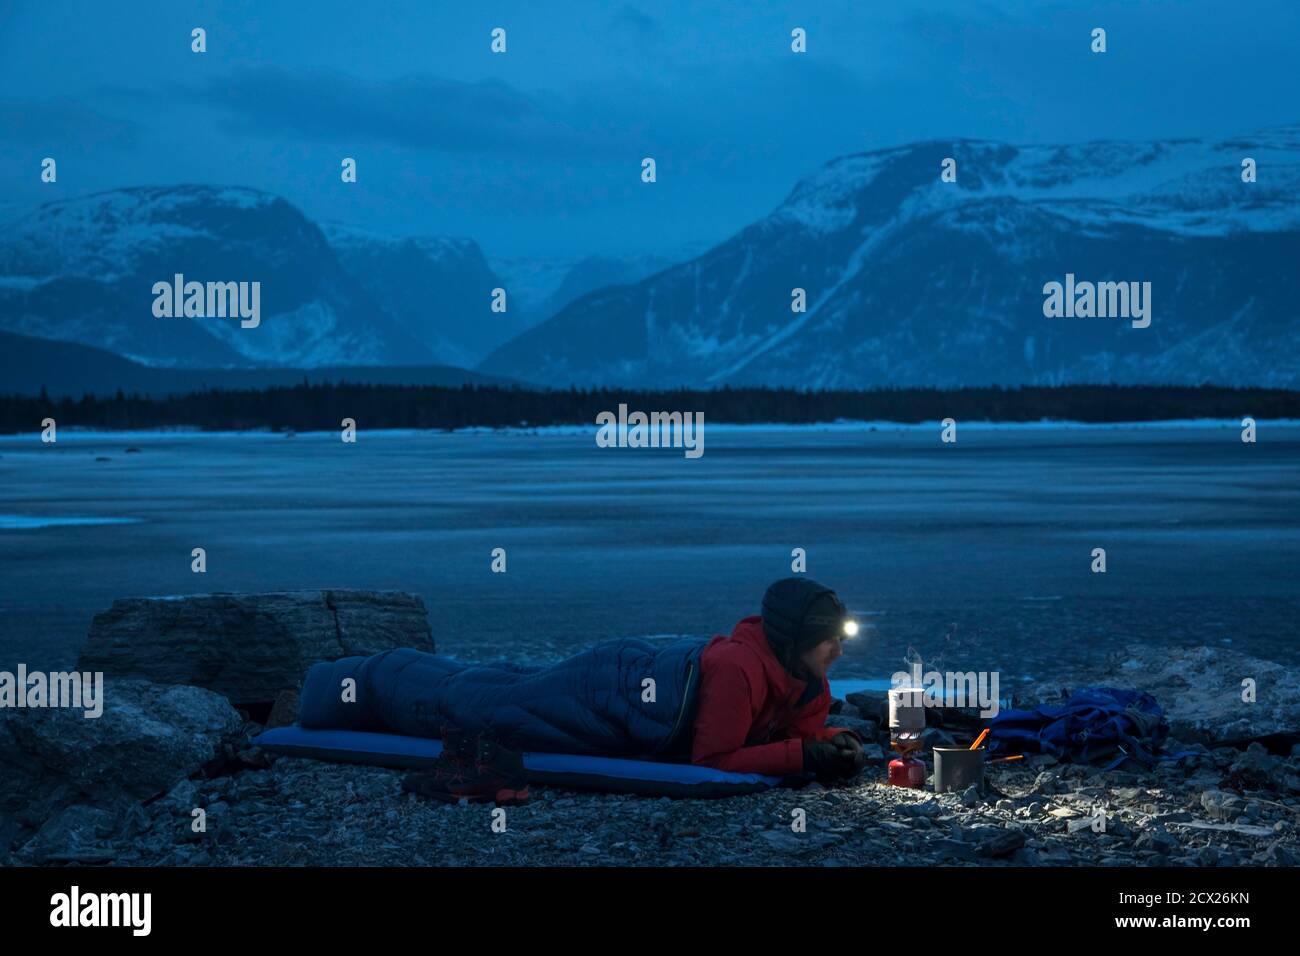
[35, 739, 1298, 868]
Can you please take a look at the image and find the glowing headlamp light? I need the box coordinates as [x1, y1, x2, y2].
[842, 619, 859, 638]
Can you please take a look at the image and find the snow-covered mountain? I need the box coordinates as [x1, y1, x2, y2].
[489, 247, 703, 329]
[0, 186, 437, 368]
[0, 183, 689, 371]
[484, 255, 581, 329]
[321, 223, 522, 367]
[480, 127, 1300, 388]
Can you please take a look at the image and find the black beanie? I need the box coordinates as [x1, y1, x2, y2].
[760, 577, 847, 670]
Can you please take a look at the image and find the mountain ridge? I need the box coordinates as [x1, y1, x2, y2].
[478, 126, 1300, 388]
[0, 184, 436, 369]
[0, 185, 702, 371]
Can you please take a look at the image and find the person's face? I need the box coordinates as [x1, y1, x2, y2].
[799, 635, 843, 681]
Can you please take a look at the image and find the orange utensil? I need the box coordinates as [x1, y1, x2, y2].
[970, 728, 990, 751]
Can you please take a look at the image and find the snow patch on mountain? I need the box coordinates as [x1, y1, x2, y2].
[201, 300, 358, 366]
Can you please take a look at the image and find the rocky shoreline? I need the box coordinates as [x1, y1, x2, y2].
[7, 735, 1300, 868]
[2, 590, 1298, 867]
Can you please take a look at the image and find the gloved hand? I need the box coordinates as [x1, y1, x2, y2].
[832, 732, 868, 771]
[802, 738, 861, 780]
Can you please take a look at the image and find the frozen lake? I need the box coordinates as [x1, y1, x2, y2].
[1, 422, 1297, 683]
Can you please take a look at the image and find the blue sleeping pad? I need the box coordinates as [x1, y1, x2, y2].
[252, 726, 783, 798]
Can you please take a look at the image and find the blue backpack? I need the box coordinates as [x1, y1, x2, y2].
[989, 686, 1176, 769]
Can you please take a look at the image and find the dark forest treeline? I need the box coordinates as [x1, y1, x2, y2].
[1, 383, 1297, 433]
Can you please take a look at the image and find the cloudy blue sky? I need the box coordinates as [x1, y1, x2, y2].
[1, 0, 1296, 256]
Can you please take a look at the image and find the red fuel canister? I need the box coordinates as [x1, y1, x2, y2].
[888, 754, 926, 789]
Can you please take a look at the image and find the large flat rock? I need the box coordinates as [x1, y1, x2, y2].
[78, 589, 434, 707]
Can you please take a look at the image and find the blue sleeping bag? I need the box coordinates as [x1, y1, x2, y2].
[298, 639, 705, 757]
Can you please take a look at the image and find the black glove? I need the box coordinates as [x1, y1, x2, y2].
[832, 732, 868, 771]
[802, 738, 861, 781]
[832, 731, 863, 756]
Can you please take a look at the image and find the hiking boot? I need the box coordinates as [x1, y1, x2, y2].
[439, 725, 477, 767]
[400, 725, 480, 803]
[401, 729, 529, 806]
[474, 737, 530, 806]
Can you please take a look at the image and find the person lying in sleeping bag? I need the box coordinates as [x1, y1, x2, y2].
[690, 576, 864, 781]
[297, 576, 864, 782]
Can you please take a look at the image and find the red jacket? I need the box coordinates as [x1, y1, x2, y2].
[691, 615, 849, 776]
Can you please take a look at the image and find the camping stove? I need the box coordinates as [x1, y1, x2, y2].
[887, 686, 927, 788]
